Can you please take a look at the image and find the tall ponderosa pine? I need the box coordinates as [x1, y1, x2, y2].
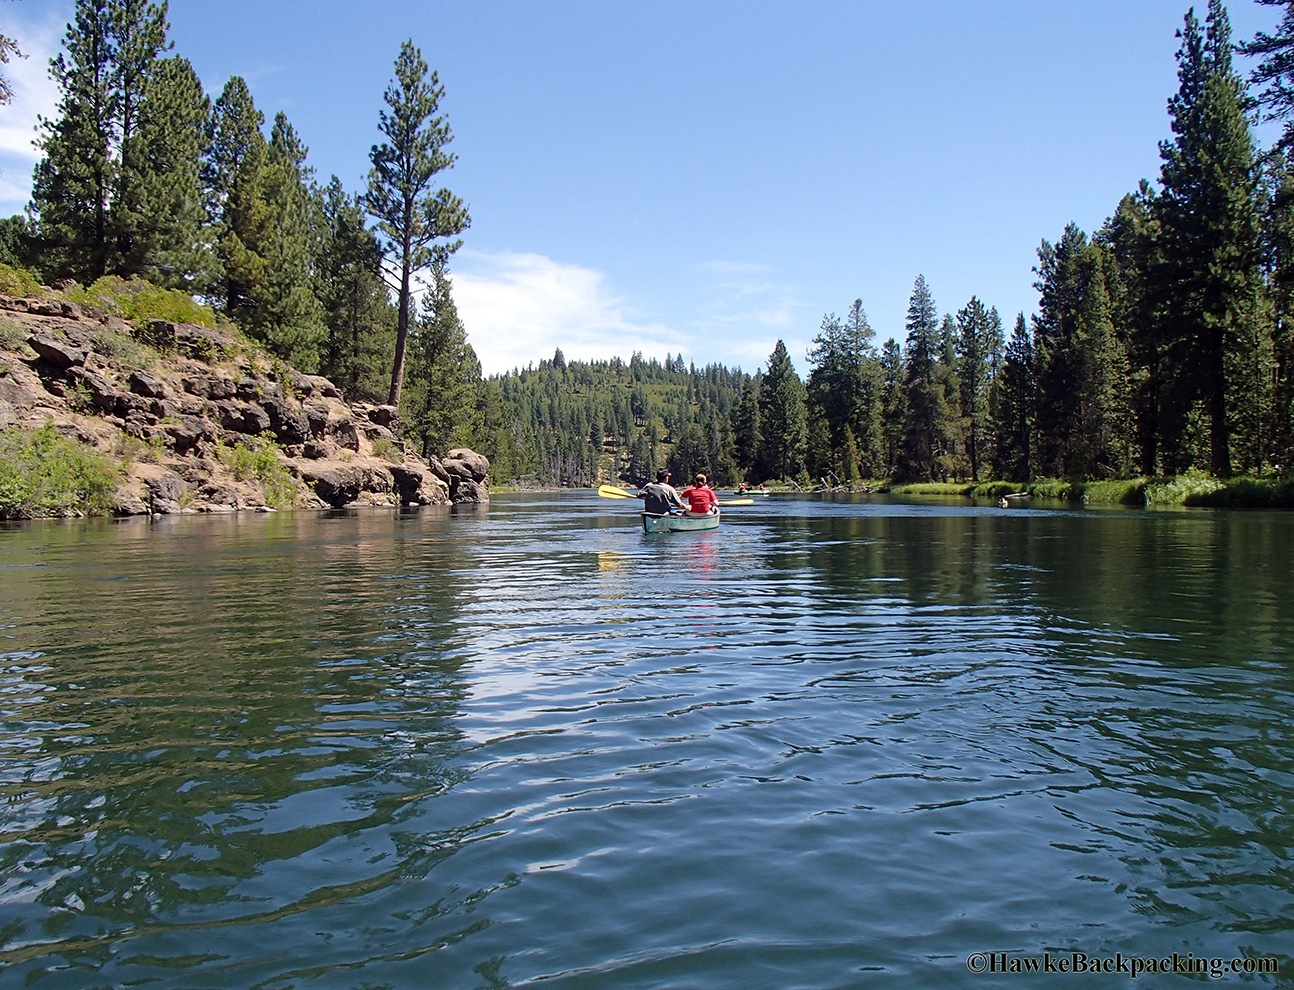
[127, 55, 209, 287]
[206, 76, 266, 318]
[403, 261, 483, 458]
[897, 275, 958, 479]
[31, 0, 117, 282]
[757, 340, 807, 480]
[316, 176, 394, 402]
[1103, 184, 1164, 474]
[250, 113, 326, 369]
[806, 298, 884, 480]
[1240, 0, 1294, 150]
[955, 296, 1003, 481]
[1156, 1, 1265, 475]
[1033, 224, 1133, 478]
[992, 313, 1034, 480]
[731, 375, 762, 479]
[109, 0, 170, 270]
[367, 40, 470, 408]
[30, 0, 171, 282]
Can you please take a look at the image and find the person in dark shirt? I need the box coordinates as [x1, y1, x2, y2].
[637, 469, 683, 514]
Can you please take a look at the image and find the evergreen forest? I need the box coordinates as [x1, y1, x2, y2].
[6, 0, 1294, 490]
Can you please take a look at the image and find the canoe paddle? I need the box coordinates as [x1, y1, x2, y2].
[597, 484, 753, 506]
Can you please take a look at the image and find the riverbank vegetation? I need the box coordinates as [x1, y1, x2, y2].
[5, 0, 1294, 509]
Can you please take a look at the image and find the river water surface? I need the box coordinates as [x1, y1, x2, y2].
[0, 492, 1291, 988]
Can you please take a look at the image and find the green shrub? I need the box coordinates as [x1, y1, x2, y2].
[371, 437, 401, 462]
[0, 317, 26, 350]
[214, 436, 298, 509]
[91, 327, 155, 369]
[0, 263, 42, 298]
[0, 422, 120, 518]
[64, 276, 217, 328]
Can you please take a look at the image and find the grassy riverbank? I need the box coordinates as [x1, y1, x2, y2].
[881, 471, 1294, 508]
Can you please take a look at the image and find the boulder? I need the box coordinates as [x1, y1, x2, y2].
[164, 415, 216, 454]
[303, 401, 330, 437]
[423, 456, 452, 485]
[146, 471, 184, 514]
[301, 440, 328, 459]
[327, 414, 360, 451]
[65, 367, 119, 411]
[368, 404, 399, 428]
[113, 487, 149, 516]
[450, 478, 489, 505]
[115, 392, 151, 418]
[129, 369, 168, 398]
[444, 447, 490, 482]
[391, 463, 451, 506]
[219, 401, 271, 436]
[261, 393, 309, 444]
[29, 299, 81, 320]
[27, 334, 86, 369]
[298, 464, 367, 507]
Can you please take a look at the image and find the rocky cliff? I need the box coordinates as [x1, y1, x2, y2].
[0, 294, 489, 516]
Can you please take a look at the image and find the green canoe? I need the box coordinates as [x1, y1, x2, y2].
[641, 510, 720, 533]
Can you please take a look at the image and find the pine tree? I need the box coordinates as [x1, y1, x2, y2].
[0, 32, 21, 106]
[249, 113, 326, 369]
[1262, 153, 1294, 465]
[403, 261, 483, 458]
[935, 313, 964, 479]
[1156, 1, 1266, 475]
[127, 55, 209, 287]
[992, 314, 1034, 479]
[880, 338, 904, 476]
[1239, 0, 1294, 149]
[1103, 184, 1163, 474]
[731, 375, 762, 479]
[206, 76, 267, 318]
[955, 296, 1002, 481]
[1033, 225, 1133, 478]
[30, 0, 172, 282]
[366, 40, 470, 408]
[757, 340, 807, 480]
[316, 176, 394, 401]
[31, 0, 117, 282]
[108, 0, 170, 270]
[805, 298, 884, 480]
[897, 275, 950, 479]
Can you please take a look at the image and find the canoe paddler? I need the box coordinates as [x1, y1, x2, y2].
[637, 469, 684, 514]
[680, 473, 719, 516]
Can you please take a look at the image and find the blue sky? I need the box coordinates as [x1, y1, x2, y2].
[0, 1, 1283, 375]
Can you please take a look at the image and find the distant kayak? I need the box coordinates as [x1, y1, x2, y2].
[729, 490, 770, 497]
[642, 511, 720, 533]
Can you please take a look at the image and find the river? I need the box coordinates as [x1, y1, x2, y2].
[0, 492, 1290, 987]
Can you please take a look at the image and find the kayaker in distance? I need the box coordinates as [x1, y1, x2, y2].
[680, 474, 719, 516]
[637, 469, 684, 515]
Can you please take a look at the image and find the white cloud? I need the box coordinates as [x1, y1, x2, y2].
[685, 260, 809, 373]
[450, 250, 688, 376]
[0, 16, 63, 216]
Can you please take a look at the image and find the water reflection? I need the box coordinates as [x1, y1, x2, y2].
[0, 497, 1290, 987]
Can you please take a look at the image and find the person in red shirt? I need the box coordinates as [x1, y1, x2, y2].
[680, 473, 719, 516]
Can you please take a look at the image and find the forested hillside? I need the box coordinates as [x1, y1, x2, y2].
[5, 0, 1294, 489]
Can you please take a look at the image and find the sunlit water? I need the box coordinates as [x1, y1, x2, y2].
[0, 493, 1291, 988]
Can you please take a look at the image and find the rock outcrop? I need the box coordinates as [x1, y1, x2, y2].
[0, 294, 489, 515]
